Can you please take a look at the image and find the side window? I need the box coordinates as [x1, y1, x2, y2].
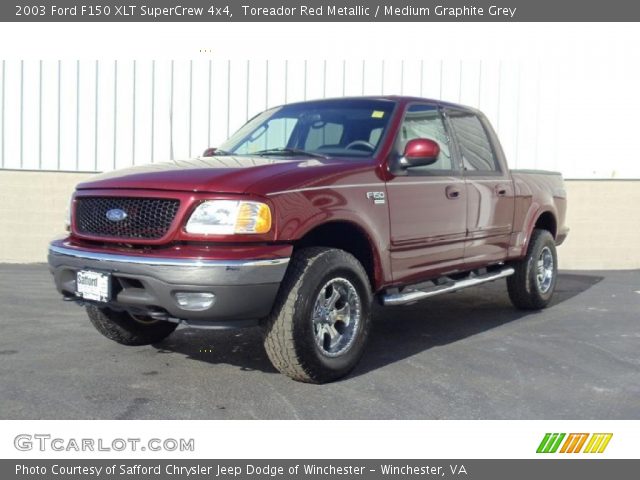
[398, 105, 453, 171]
[234, 117, 298, 154]
[449, 114, 499, 172]
[305, 122, 344, 150]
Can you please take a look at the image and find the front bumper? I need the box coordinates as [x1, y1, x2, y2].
[48, 241, 290, 328]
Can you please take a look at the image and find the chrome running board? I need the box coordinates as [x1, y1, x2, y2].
[381, 267, 515, 307]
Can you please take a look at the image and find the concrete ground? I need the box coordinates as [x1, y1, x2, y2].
[0, 265, 638, 420]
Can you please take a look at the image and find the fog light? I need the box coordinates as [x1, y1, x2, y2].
[174, 292, 216, 311]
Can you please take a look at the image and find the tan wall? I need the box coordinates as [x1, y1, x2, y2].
[561, 180, 640, 270]
[0, 171, 638, 269]
[0, 171, 93, 263]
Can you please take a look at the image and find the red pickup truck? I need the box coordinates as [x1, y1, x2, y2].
[49, 96, 568, 383]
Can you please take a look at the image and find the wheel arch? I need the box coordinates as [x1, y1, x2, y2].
[520, 208, 558, 256]
[293, 220, 383, 291]
[534, 210, 557, 238]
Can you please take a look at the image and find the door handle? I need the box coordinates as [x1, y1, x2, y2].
[495, 184, 509, 196]
[445, 185, 462, 200]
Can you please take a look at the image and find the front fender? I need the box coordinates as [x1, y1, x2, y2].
[269, 188, 392, 287]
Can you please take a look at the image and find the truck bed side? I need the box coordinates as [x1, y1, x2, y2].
[509, 169, 569, 260]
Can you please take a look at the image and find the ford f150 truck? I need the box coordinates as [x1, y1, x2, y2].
[48, 96, 568, 383]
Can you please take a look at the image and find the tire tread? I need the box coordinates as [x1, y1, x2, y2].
[507, 228, 557, 310]
[87, 306, 177, 346]
[263, 247, 370, 383]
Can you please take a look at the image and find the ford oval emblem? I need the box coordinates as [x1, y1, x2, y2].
[106, 208, 128, 222]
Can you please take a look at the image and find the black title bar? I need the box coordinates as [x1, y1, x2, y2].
[3, 459, 640, 480]
[3, 0, 640, 22]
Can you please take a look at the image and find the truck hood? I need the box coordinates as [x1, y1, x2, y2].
[77, 156, 339, 194]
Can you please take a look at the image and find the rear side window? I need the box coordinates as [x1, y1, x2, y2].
[449, 114, 499, 172]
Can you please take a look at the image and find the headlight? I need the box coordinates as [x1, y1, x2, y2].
[185, 200, 272, 235]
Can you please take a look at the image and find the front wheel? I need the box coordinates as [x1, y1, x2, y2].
[263, 247, 372, 383]
[507, 229, 558, 310]
[86, 306, 178, 346]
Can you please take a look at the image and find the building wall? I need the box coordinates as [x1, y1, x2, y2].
[0, 171, 90, 263]
[1, 170, 637, 269]
[2, 25, 640, 267]
[1, 54, 640, 179]
[559, 181, 640, 270]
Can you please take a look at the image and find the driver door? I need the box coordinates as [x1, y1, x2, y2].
[386, 104, 467, 284]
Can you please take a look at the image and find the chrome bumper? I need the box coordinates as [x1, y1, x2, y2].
[48, 244, 289, 285]
[48, 243, 290, 325]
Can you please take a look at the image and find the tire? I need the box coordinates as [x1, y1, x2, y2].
[263, 247, 372, 383]
[86, 305, 177, 346]
[507, 228, 558, 310]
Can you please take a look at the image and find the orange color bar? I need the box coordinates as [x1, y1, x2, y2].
[560, 434, 576, 453]
[574, 433, 590, 453]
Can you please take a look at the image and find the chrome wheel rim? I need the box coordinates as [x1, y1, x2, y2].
[312, 278, 361, 357]
[536, 246, 554, 293]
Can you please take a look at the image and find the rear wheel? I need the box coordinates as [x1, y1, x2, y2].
[86, 306, 177, 345]
[507, 229, 558, 310]
[263, 247, 372, 383]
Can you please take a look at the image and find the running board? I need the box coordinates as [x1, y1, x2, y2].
[381, 267, 515, 307]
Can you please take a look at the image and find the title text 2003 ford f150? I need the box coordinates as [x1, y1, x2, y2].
[48, 97, 568, 383]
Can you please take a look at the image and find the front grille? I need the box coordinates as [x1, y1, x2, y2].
[75, 197, 180, 240]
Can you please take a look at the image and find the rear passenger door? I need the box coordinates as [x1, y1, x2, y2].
[446, 110, 515, 267]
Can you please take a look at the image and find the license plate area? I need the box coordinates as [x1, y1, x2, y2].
[76, 270, 111, 302]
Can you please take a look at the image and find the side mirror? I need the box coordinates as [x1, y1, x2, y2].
[400, 138, 440, 168]
[202, 147, 217, 157]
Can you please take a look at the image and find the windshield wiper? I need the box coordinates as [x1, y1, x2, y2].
[253, 148, 328, 159]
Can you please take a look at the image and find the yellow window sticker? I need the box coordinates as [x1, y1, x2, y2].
[371, 110, 385, 118]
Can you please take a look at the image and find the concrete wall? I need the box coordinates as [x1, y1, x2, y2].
[559, 181, 640, 270]
[0, 171, 638, 269]
[0, 171, 92, 263]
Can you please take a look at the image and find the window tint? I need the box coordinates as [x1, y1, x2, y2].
[398, 105, 452, 171]
[305, 122, 344, 150]
[449, 114, 498, 172]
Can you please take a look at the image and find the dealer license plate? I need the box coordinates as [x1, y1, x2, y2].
[76, 270, 111, 302]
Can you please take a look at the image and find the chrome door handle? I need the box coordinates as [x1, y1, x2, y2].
[445, 185, 462, 199]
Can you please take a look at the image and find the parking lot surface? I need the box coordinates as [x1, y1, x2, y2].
[1, 265, 638, 419]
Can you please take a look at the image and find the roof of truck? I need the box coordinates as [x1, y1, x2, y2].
[280, 95, 480, 114]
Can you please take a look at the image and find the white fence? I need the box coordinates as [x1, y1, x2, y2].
[0, 57, 637, 178]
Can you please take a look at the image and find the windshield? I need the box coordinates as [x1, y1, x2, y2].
[218, 99, 396, 158]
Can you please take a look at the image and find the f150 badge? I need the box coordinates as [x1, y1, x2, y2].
[366, 191, 386, 205]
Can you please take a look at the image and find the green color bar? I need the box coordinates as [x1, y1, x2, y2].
[542, 434, 558, 453]
[537, 433, 552, 453]
[549, 433, 566, 453]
